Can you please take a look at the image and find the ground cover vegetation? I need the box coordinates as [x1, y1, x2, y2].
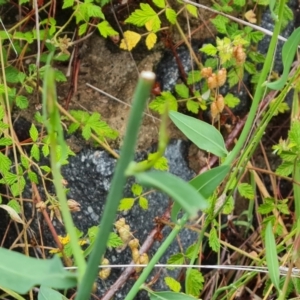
[0, 0, 300, 299]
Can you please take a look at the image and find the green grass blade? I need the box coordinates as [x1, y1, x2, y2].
[265, 222, 280, 290]
[75, 71, 155, 300]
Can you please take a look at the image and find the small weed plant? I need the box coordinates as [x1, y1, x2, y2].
[0, 0, 300, 299]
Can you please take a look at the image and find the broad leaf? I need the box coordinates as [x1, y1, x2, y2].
[0, 248, 77, 294]
[135, 171, 208, 218]
[169, 111, 228, 157]
[189, 165, 230, 198]
[38, 286, 68, 300]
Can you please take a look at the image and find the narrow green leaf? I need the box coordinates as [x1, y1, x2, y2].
[169, 111, 228, 157]
[189, 165, 230, 198]
[266, 27, 300, 90]
[0, 248, 77, 294]
[265, 222, 280, 290]
[149, 291, 197, 299]
[135, 171, 208, 218]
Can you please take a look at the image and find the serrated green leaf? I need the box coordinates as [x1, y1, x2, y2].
[42, 144, 50, 157]
[125, 4, 161, 32]
[153, 155, 169, 171]
[29, 124, 39, 142]
[165, 8, 176, 24]
[31, 144, 40, 161]
[167, 253, 185, 269]
[118, 198, 135, 211]
[169, 111, 228, 157]
[28, 171, 38, 184]
[186, 269, 204, 297]
[15, 95, 28, 109]
[149, 92, 178, 114]
[186, 4, 197, 17]
[227, 68, 239, 88]
[164, 277, 181, 292]
[21, 155, 29, 169]
[138, 196, 148, 210]
[266, 27, 300, 90]
[175, 84, 189, 98]
[258, 203, 274, 215]
[8, 199, 21, 214]
[210, 15, 229, 34]
[224, 93, 240, 108]
[40, 165, 51, 173]
[0, 172, 17, 185]
[208, 227, 220, 252]
[132, 183, 143, 196]
[186, 100, 199, 114]
[244, 61, 256, 75]
[0, 137, 12, 146]
[53, 70, 67, 82]
[185, 243, 197, 260]
[79, 23, 88, 36]
[200, 43, 217, 56]
[97, 21, 118, 38]
[108, 232, 124, 248]
[237, 182, 254, 200]
[275, 161, 294, 177]
[0, 152, 12, 172]
[187, 70, 202, 84]
[265, 222, 280, 290]
[233, 0, 245, 5]
[136, 171, 207, 218]
[153, 0, 165, 9]
[62, 0, 74, 8]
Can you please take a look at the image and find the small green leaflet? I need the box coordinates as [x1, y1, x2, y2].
[165, 8, 176, 24]
[186, 100, 199, 114]
[118, 198, 135, 211]
[97, 21, 118, 38]
[167, 253, 185, 269]
[185, 269, 204, 297]
[175, 84, 189, 98]
[224, 93, 240, 108]
[164, 277, 181, 292]
[237, 182, 254, 200]
[186, 4, 197, 17]
[131, 183, 143, 196]
[200, 43, 217, 56]
[153, 0, 165, 8]
[169, 111, 228, 157]
[139, 196, 148, 210]
[149, 92, 178, 114]
[16, 95, 28, 109]
[29, 124, 39, 142]
[266, 27, 300, 90]
[208, 226, 220, 252]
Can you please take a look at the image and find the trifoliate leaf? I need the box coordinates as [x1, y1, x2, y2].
[165, 8, 177, 24]
[258, 202, 274, 215]
[175, 84, 189, 98]
[146, 32, 157, 50]
[200, 43, 217, 56]
[131, 183, 143, 196]
[186, 4, 197, 17]
[167, 253, 184, 269]
[29, 124, 39, 142]
[237, 183, 254, 200]
[164, 277, 181, 292]
[139, 196, 148, 210]
[120, 31, 141, 51]
[125, 4, 161, 32]
[118, 198, 135, 211]
[97, 21, 118, 38]
[186, 269, 204, 297]
[153, 0, 165, 9]
[208, 227, 220, 252]
[186, 100, 199, 114]
[187, 70, 202, 84]
[277, 199, 289, 215]
[149, 91, 178, 114]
